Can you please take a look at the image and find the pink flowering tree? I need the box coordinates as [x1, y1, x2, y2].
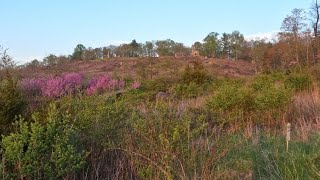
[20, 78, 46, 97]
[19, 73, 127, 98]
[86, 75, 125, 95]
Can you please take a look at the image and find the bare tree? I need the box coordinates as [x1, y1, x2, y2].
[281, 8, 307, 63]
[310, 0, 320, 63]
[0, 46, 15, 69]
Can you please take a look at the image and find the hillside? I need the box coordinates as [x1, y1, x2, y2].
[17, 57, 256, 79]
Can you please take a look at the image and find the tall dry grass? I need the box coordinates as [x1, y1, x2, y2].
[288, 87, 320, 141]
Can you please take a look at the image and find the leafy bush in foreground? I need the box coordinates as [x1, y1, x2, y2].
[206, 83, 253, 124]
[0, 72, 26, 135]
[0, 104, 86, 179]
[284, 73, 313, 92]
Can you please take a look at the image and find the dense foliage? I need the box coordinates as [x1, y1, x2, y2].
[2, 3, 320, 178]
[1, 61, 320, 179]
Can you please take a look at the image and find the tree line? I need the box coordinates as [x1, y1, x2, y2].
[25, 1, 320, 72]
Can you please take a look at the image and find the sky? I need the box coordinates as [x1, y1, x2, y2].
[0, 0, 312, 64]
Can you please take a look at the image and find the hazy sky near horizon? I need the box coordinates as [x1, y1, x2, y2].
[0, 0, 312, 64]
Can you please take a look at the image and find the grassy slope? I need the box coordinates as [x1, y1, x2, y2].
[16, 57, 256, 79]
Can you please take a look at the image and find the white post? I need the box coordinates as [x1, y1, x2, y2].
[286, 123, 291, 151]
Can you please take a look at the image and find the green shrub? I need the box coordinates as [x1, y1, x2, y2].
[58, 95, 133, 148]
[251, 73, 284, 91]
[129, 101, 208, 179]
[207, 83, 253, 111]
[0, 104, 86, 179]
[206, 83, 254, 124]
[182, 61, 209, 84]
[171, 82, 202, 99]
[0, 72, 26, 135]
[142, 77, 177, 92]
[253, 85, 291, 111]
[284, 73, 313, 92]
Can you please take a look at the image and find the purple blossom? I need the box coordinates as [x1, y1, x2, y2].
[132, 81, 141, 89]
[62, 73, 83, 94]
[41, 76, 65, 98]
[20, 78, 46, 96]
[86, 74, 124, 95]
[19, 73, 125, 98]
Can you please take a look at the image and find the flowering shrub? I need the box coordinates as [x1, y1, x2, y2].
[61, 73, 83, 94]
[41, 76, 65, 98]
[42, 73, 83, 98]
[20, 78, 46, 96]
[86, 75, 124, 95]
[132, 81, 141, 89]
[20, 73, 83, 98]
[19, 73, 127, 98]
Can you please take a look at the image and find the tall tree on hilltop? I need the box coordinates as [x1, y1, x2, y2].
[43, 54, 58, 66]
[221, 33, 231, 59]
[310, 0, 320, 63]
[155, 39, 176, 56]
[130, 39, 140, 57]
[144, 41, 155, 57]
[230, 31, 244, 60]
[203, 32, 219, 58]
[82, 47, 97, 60]
[192, 42, 202, 51]
[281, 8, 307, 63]
[72, 44, 86, 60]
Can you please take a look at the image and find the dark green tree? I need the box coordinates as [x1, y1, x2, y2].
[26, 59, 40, 68]
[230, 31, 245, 60]
[144, 41, 155, 57]
[72, 44, 86, 60]
[0, 48, 25, 136]
[202, 32, 219, 58]
[130, 39, 140, 57]
[192, 42, 203, 52]
[43, 54, 58, 66]
[220, 33, 231, 59]
[155, 39, 176, 56]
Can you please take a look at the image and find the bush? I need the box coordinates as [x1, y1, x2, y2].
[0, 72, 26, 135]
[251, 73, 284, 91]
[182, 61, 209, 84]
[56, 95, 137, 179]
[206, 83, 254, 124]
[20, 78, 46, 97]
[20, 73, 84, 98]
[19, 73, 126, 98]
[128, 101, 208, 179]
[58, 95, 133, 148]
[254, 85, 291, 111]
[85, 74, 124, 95]
[0, 104, 86, 179]
[208, 82, 254, 111]
[171, 82, 202, 99]
[284, 73, 313, 92]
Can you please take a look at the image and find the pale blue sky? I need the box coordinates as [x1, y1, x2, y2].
[0, 0, 312, 64]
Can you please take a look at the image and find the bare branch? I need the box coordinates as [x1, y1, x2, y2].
[0, 46, 15, 69]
